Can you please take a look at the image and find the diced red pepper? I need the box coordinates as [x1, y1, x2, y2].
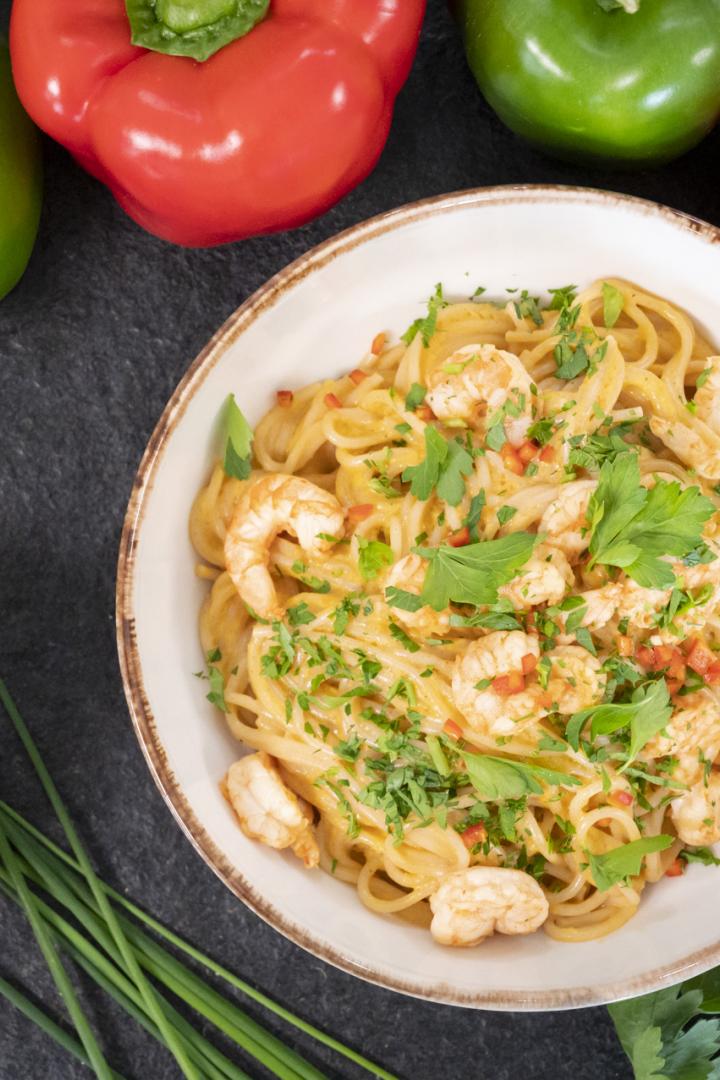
[687, 639, 715, 676]
[517, 440, 538, 465]
[324, 392, 342, 409]
[521, 653, 538, 675]
[617, 635, 633, 657]
[706, 660, 720, 685]
[460, 823, 487, 849]
[500, 443, 524, 475]
[637, 644, 685, 678]
[371, 332, 386, 355]
[667, 655, 686, 682]
[609, 790, 633, 808]
[448, 526, 471, 547]
[636, 645, 656, 669]
[539, 445, 556, 463]
[349, 368, 368, 385]
[653, 644, 674, 666]
[415, 404, 435, 422]
[444, 719, 463, 740]
[665, 858, 684, 878]
[276, 389, 294, 407]
[347, 503, 374, 523]
[492, 671, 526, 696]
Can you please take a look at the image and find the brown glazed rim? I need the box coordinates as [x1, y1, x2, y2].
[117, 184, 720, 1011]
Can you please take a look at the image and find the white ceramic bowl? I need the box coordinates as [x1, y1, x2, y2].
[117, 186, 720, 1010]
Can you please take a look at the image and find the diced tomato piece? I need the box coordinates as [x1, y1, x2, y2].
[324, 392, 342, 409]
[276, 390, 293, 407]
[517, 440, 539, 465]
[448, 526, 471, 548]
[500, 444, 524, 475]
[415, 404, 435, 422]
[521, 653, 538, 675]
[492, 671, 526, 696]
[596, 817, 612, 828]
[461, 823, 487, 849]
[444, 719, 463, 740]
[349, 369, 367, 385]
[347, 503, 374, 523]
[617, 635, 633, 657]
[667, 679, 684, 697]
[706, 660, 720, 685]
[665, 858, 684, 878]
[537, 691, 553, 710]
[610, 790, 634, 807]
[371, 332, 386, 355]
[687, 639, 715, 676]
[539, 445, 555, 463]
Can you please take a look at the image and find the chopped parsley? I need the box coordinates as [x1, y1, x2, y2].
[401, 283, 447, 347]
[222, 394, 253, 480]
[357, 537, 394, 581]
[602, 282, 624, 328]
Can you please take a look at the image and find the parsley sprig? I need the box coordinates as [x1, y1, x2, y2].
[587, 452, 715, 588]
[414, 533, 537, 611]
[587, 835, 673, 892]
[402, 427, 473, 506]
[566, 679, 672, 768]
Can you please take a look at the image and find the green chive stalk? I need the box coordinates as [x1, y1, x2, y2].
[0, 975, 124, 1080]
[0, 680, 396, 1080]
[0, 678, 198, 1079]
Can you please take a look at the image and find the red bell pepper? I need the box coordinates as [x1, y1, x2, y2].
[10, 0, 425, 247]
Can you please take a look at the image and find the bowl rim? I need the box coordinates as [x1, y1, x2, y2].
[116, 183, 720, 1011]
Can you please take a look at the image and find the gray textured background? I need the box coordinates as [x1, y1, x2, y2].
[3, 1, 720, 1077]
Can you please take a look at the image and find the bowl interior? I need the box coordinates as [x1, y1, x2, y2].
[119, 187, 720, 1009]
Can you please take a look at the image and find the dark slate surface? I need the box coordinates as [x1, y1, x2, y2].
[3, 1, 720, 1077]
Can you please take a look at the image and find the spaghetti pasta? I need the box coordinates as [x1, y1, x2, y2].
[190, 278, 720, 947]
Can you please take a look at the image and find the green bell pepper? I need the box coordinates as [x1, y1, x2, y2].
[0, 38, 41, 299]
[452, 0, 720, 165]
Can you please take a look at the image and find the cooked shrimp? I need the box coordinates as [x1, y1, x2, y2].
[498, 543, 573, 609]
[562, 579, 670, 640]
[649, 416, 720, 481]
[680, 538, 720, 595]
[539, 480, 597, 563]
[224, 752, 319, 868]
[672, 772, 720, 847]
[385, 554, 450, 637]
[429, 867, 549, 947]
[545, 646, 606, 715]
[225, 474, 344, 618]
[643, 691, 720, 784]
[426, 344, 533, 446]
[452, 631, 546, 737]
[693, 357, 720, 434]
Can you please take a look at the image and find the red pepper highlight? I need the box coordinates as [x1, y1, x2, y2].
[10, 0, 425, 247]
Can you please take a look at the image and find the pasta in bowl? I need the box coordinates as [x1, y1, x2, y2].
[118, 187, 720, 1007]
[190, 277, 720, 950]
